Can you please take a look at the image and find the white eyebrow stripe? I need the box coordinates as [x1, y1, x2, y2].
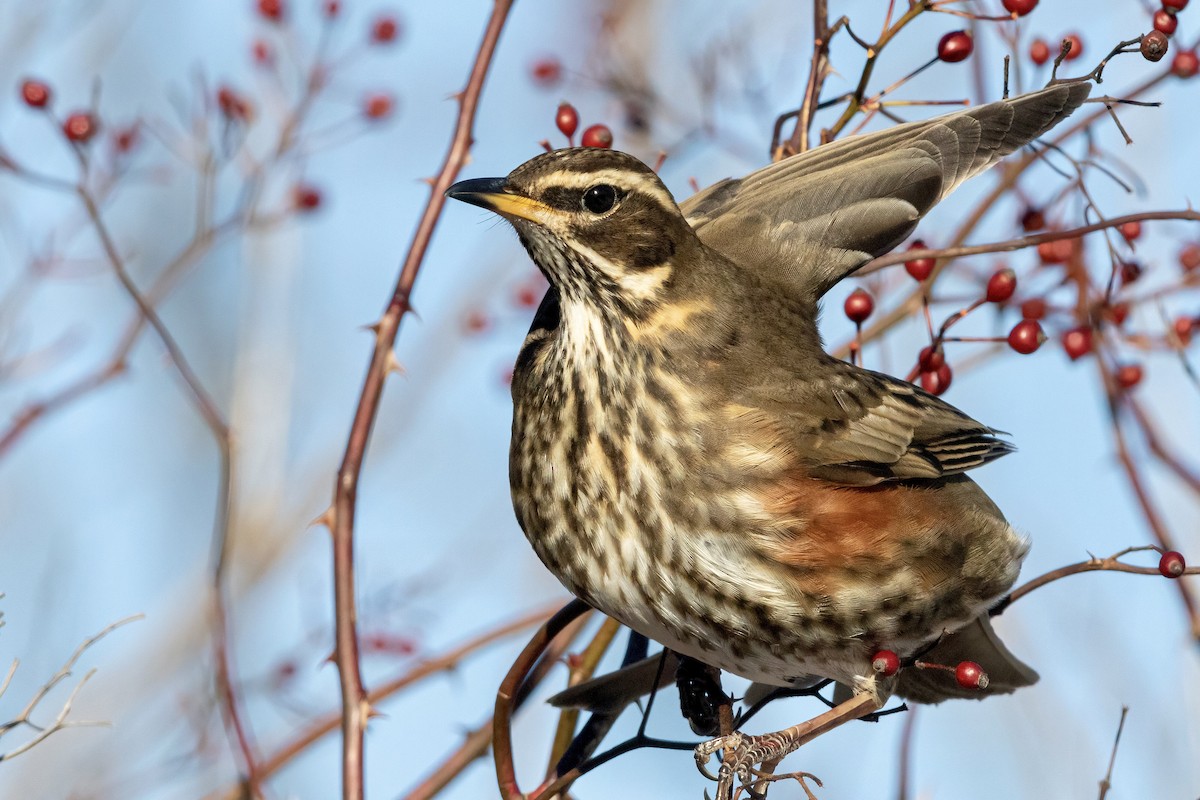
[527, 169, 677, 211]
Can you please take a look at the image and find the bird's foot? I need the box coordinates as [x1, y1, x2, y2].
[695, 692, 880, 800]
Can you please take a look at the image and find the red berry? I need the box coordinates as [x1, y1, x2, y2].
[515, 284, 541, 309]
[918, 345, 945, 372]
[920, 363, 953, 396]
[555, 102, 579, 140]
[114, 125, 139, 153]
[1181, 242, 1200, 272]
[1173, 49, 1200, 78]
[323, 0, 340, 17]
[1159, 550, 1186, 578]
[1120, 260, 1143, 286]
[63, 112, 98, 143]
[1106, 302, 1130, 326]
[1120, 220, 1142, 241]
[1020, 207, 1045, 231]
[871, 650, 901, 677]
[1037, 237, 1074, 264]
[363, 93, 395, 120]
[1115, 363, 1143, 389]
[955, 661, 989, 690]
[1002, 0, 1038, 15]
[1062, 326, 1093, 361]
[1142, 29, 1171, 63]
[252, 39, 273, 65]
[1008, 319, 1046, 354]
[986, 268, 1017, 303]
[293, 184, 322, 212]
[530, 57, 562, 88]
[257, 0, 284, 22]
[217, 86, 253, 122]
[904, 240, 935, 281]
[844, 288, 875, 323]
[1154, 10, 1178, 35]
[1020, 298, 1047, 320]
[371, 14, 400, 44]
[580, 124, 613, 149]
[1062, 33, 1084, 61]
[1030, 38, 1052, 65]
[20, 79, 50, 108]
[1175, 316, 1195, 344]
[463, 310, 489, 334]
[938, 30, 974, 63]
[1163, 0, 1189, 8]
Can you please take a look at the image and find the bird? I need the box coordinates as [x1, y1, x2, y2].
[447, 81, 1091, 791]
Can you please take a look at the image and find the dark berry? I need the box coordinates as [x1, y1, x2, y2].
[63, 112, 98, 143]
[955, 661, 989, 690]
[938, 30, 974, 63]
[904, 240, 935, 281]
[371, 14, 400, 44]
[1030, 38, 1052, 65]
[920, 363, 953, 396]
[1173, 49, 1199, 78]
[986, 268, 1017, 303]
[844, 288, 875, 323]
[1115, 363, 1143, 389]
[20, 79, 50, 108]
[555, 102, 578, 139]
[872, 650, 901, 677]
[1020, 298, 1047, 320]
[580, 124, 613, 148]
[1159, 550, 1186, 578]
[1002, 0, 1038, 15]
[1008, 319, 1046, 354]
[1062, 326, 1093, 361]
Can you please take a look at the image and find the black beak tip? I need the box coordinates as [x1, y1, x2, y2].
[446, 176, 508, 203]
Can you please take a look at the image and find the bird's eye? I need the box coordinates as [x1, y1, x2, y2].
[581, 184, 618, 215]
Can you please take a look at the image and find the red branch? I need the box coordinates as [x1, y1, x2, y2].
[324, 3, 516, 798]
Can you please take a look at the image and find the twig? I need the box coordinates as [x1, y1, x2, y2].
[322, 3, 515, 798]
[1097, 706, 1128, 800]
[0, 615, 141, 762]
[992, 545, 1199, 613]
[859, 209, 1200, 274]
[495, 599, 591, 799]
[222, 601, 561, 798]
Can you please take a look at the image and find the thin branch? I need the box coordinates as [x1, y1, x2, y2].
[0, 615, 141, 762]
[323, 3, 515, 798]
[1097, 706, 1128, 800]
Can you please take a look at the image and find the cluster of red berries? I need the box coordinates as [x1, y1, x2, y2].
[555, 102, 613, 149]
[20, 78, 99, 144]
[871, 649, 989, 690]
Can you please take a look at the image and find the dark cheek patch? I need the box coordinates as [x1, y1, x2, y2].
[582, 196, 678, 270]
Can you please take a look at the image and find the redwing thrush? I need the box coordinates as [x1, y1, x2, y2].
[449, 82, 1090, 787]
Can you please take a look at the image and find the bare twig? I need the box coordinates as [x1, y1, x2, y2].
[321, 3, 516, 798]
[0, 615, 141, 762]
[1097, 706, 1129, 800]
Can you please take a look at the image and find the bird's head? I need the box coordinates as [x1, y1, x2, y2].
[448, 148, 698, 313]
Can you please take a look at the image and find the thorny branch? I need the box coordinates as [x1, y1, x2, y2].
[321, 3, 515, 798]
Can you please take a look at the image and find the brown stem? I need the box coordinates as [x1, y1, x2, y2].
[1097, 706, 1128, 800]
[860, 209, 1200, 274]
[999, 545, 1200, 609]
[325, 3, 515, 798]
[495, 599, 591, 799]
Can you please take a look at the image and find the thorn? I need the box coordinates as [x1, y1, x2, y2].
[363, 321, 382, 335]
[422, 176, 436, 187]
[310, 508, 336, 530]
[539, 138, 553, 152]
[367, 704, 387, 720]
[323, 649, 336, 666]
[384, 350, 405, 376]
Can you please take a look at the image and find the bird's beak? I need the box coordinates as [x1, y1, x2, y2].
[446, 177, 548, 223]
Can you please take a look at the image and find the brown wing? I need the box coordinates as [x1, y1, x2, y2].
[731, 362, 1012, 487]
[681, 83, 1091, 301]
